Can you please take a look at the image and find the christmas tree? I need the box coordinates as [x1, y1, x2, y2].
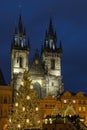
[7, 71, 42, 130]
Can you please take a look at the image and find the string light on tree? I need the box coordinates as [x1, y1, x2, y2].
[16, 92, 19, 96]
[22, 107, 25, 111]
[9, 118, 11, 123]
[30, 84, 33, 89]
[17, 124, 21, 128]
[26, 95, 30, 100]
[26, 119, 29, 123]
[21, 81, 24, 86]
[7, 70, 42, 129]
[15, 102, 18, 107]
[36, 107, 39, 111]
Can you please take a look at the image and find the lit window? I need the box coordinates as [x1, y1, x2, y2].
[64, 100, 67, 103]
[83, 107, 86, 112]
[79, 107, 81, 111]
[80, 118, 84, 122]
[73, 100, 76, 103]
[45, 119, 48, 124]
[49, 118, 52, 124]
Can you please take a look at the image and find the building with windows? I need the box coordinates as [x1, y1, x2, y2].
[39, 92, 87, 126]
[0, 85, 12, 130]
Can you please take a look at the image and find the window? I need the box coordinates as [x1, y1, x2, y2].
[1, 96, 3, 104]
[4, 96, 7, 104]
[83, 100, 86, 104]
[79, 100, 81, 104]
[73, 100, 76, 103]
[83, 107, 86, 112]
[19, 57, 23, 68]
[64, 100, 67, 103]
[0, 109, 2, 117]
[8, 96, 11, 104]
[51, 59, 55, 69]
[79, 107, 81, 111]
[4, 109, 7, 116]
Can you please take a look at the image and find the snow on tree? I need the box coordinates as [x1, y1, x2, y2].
[7, 70, 42, 130]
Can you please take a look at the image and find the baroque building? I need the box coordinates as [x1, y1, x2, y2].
[39, 92, 87, 126]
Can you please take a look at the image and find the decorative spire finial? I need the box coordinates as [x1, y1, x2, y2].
[19, 4, 22, 15]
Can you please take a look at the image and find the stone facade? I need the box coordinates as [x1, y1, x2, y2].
[30, 18, 64, 98]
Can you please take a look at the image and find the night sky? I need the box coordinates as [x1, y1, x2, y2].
[0, 0, 87, 93]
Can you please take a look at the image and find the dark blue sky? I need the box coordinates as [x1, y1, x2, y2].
[0, 0, 87, 93]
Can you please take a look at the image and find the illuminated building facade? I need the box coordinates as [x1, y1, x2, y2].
[11, 15, 64, 97]
[39, 92, 87, 126]
[30, 18, 64, 98]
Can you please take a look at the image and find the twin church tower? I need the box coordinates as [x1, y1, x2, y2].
[11, 15, 64, 98]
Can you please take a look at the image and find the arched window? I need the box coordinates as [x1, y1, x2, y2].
[51, 59, 55, 69]
[19, 57, 23, 68]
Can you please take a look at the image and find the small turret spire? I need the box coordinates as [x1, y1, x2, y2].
[28, 37, 30, 49]
[59, 40, 62, 52]
[48, 17, 54, 35]
[23, 27, 26, 35]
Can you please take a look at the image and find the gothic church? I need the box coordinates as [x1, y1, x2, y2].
[11, 15, 64, 98]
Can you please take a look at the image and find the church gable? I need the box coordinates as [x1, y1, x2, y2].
[29, 51, 45, 76]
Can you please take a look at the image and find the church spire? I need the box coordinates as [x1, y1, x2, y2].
[18, 15, 23, 34]
[48, 17, 54, 35]
[28, 37, 30, 49]
[43, 17, 57, 51]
